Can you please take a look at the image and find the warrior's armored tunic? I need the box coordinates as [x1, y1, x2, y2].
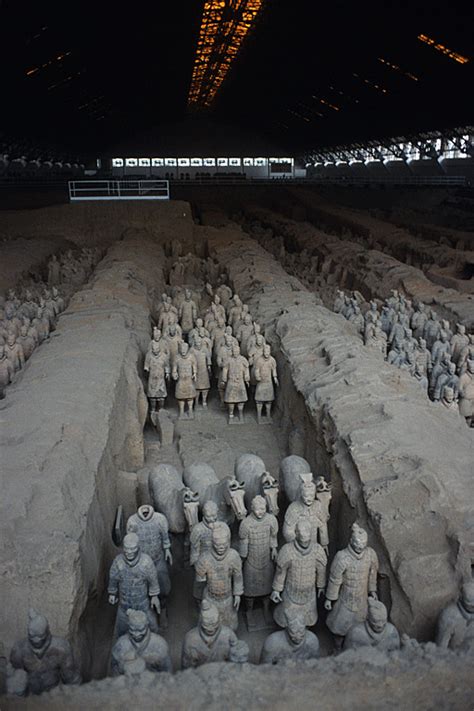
[283, 499, 329, 548]
[344, 621, 400, 651]
[111, 629, 172, 675]
[260, 629, 320, 664]
[108, 552, 160, 636]
[326, 545, 379, 636]
[195, 548, 244, 630]
[181, 625, 237, 669]
[173, 351, 197, 400]
[223, 355, 250, 403]
[144, 350, 170, 399]
[272, 541, 327, 628]
[239, 512, 278, 597]
[254, 354, 278, 403]
[126, 510, 172, 596]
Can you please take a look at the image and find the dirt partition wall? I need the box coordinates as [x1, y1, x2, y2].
[201, 223, 474, 640]
[245, 207, 474, 330]
[0, 227, 166, 666]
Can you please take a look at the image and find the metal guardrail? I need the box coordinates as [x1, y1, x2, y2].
[68, 180, 170, 201]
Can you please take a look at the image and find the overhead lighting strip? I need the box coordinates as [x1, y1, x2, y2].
[188, 0, 264, 109]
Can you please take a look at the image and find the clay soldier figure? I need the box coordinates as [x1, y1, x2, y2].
[239, 495, 279, 629]
[433, 361, 459, 402]
[436, 581, 474, 650]
[344, 598, 400, 651]
[415, 337, 432, 377]
[173, 341, 197, 419]
[450, 323, 469, 368]
[410, 301, 428, 340]
[108, 532, 161, 637]
[127, 505, 173, 628]
[10, 609, 81, 695]
[188, 318, 209, 347]
[0, 344, 14, 397]
[333, 289, 345, 314]
[179, 288, 198, 336]
[348, 305, 364, 335]
[247, 321, 264, 356]
[423, 309, 441, 350]
[181, 600, 238, 669]
[254, 344, 279, 423]
[248, 333, 266, 390]
[190, 335, 212, 408]
[413, 361, 428, 392]
[216, 333, 235, 406]
[158, 302, 174, 333]
[111, 608, 172, 675]
[32, 306, 50, 343]
[432, 331, 451, 365]
[17, 325, 36, 361]
[51, 286, 65, 314]
[271, 519, 326, 628]
[283, 478, 329, 552]
[209, 317, 226, 351]
[5, 332, 25, 372]
[190, 501, 219, 601]
[47, 255, 61, 286]
[211, 293, 226, 323]
[227, 294, 243, 330]
[195, 522, 244, 631]
[222, 343, 250, 424]
[20, 290, 38, 320]
[215, 280, 233, 310]
[325, 523, 379, 651]
[440, 385, 460, 414]
[144, 341, 170, 414]
[163, 322, 183, 371]
[458, 359, 474, 426]
[260, 611, 320, 664]
[236, 313, 254, 358]
[147, 327, 169, 358]
[458, 334, 474, 375]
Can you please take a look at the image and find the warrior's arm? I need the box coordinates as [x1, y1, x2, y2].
[232, 555, 244, 597]
[325, 552, 346, 601]
[238, 520, 249, 559]
[272, 554, 288, 593]
[368, 550, 379, 595]
[107, 558, 120, 597]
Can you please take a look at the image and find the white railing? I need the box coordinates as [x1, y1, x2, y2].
[68, 180, 169, 201]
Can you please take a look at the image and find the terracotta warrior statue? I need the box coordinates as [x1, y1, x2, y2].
[5, 332, 25, 372]
[458, 359, 474, 426]
[254, 344, 278, 423]
[194, 522, 244, 631]
[172, 341, 197, 419]
[179, 288, 198, 336]
[0, 344, 14, 397]
[440, 385, 459, 413]
[325, 523, 379, 651]
[163, 323, 183, 371]
[271, 519, 327, 628]
[111, 608, 172, 675]
[450, 323, 469, 368]
[126, 505, 173, 628]
[260, 610, 320, 664]
[144, 341, 170, 414]
[344, 598, 400, 651]
[190, 500, 219, 601]
[10, 609, 81, 695]
[18, 324, 36, 361]
[239, 495, 279, 628]
[236, 313, 254, 358]
[181, 600, 239, 669]
[436, 581, 474, 650]
[222, 343, 250, 423]
[190, 335, 212, 408]
[283, 478, 329, 552]
[108, 532, 161, 637]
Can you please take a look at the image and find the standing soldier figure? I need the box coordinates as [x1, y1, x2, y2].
[179, 288, 198, 336]
[254, 344, 279, 423]
[190, 335, 212, 408]
[239, 495, 278, 629]
[190, 501, 219, 602]
[126, 505, 173, 629]
[144, 341, 170, 415]
[271, 520, 327, 628]
[222, 343, 250, 424]
[172, 341, 197, 419]
[324, 523, 379, 651]
[108, 533, 161, 637]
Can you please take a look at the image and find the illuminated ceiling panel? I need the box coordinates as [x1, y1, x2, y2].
[188, 0, 264, 109]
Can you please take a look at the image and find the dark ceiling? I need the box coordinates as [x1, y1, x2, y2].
[0, 0, 472, 158]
